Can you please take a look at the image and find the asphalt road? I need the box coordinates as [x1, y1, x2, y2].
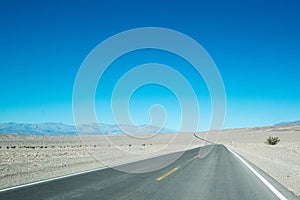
[0, 145, 298, 200]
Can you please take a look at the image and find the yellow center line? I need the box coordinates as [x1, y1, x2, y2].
[156, 167, 179, 181]
[193, 154, 199, 159]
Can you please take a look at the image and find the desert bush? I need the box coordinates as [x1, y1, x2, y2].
[266, 136, 280, 145]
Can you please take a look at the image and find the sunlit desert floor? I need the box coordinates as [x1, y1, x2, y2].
[0, 125, 299, 196]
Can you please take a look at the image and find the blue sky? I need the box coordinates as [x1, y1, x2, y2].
[0, 0, 300, 130]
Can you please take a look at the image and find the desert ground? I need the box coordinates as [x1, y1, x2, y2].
[0, 125, 299, 196]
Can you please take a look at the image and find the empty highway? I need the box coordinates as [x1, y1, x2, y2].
[0, 145, 298, 200]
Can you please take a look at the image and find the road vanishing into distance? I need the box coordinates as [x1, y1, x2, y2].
[0, 145, 298, 200]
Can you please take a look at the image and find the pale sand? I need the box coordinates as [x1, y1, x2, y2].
[0, 125, 299, 196]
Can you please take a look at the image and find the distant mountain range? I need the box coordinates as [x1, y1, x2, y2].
[274, 120, 300, 126]
[0, 122, 174, 135]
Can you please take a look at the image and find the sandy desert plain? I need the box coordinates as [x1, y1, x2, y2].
[0, 124, 299, 196]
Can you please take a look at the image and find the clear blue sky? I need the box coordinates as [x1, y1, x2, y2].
[0, 0, 299, 130]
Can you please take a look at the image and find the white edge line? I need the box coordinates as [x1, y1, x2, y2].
[0, 167, 105, 193]
[227, 147, 288, 200]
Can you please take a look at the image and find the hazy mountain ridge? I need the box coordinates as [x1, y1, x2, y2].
[0, 122, 173, 135]
[275, 120, 300, 126]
